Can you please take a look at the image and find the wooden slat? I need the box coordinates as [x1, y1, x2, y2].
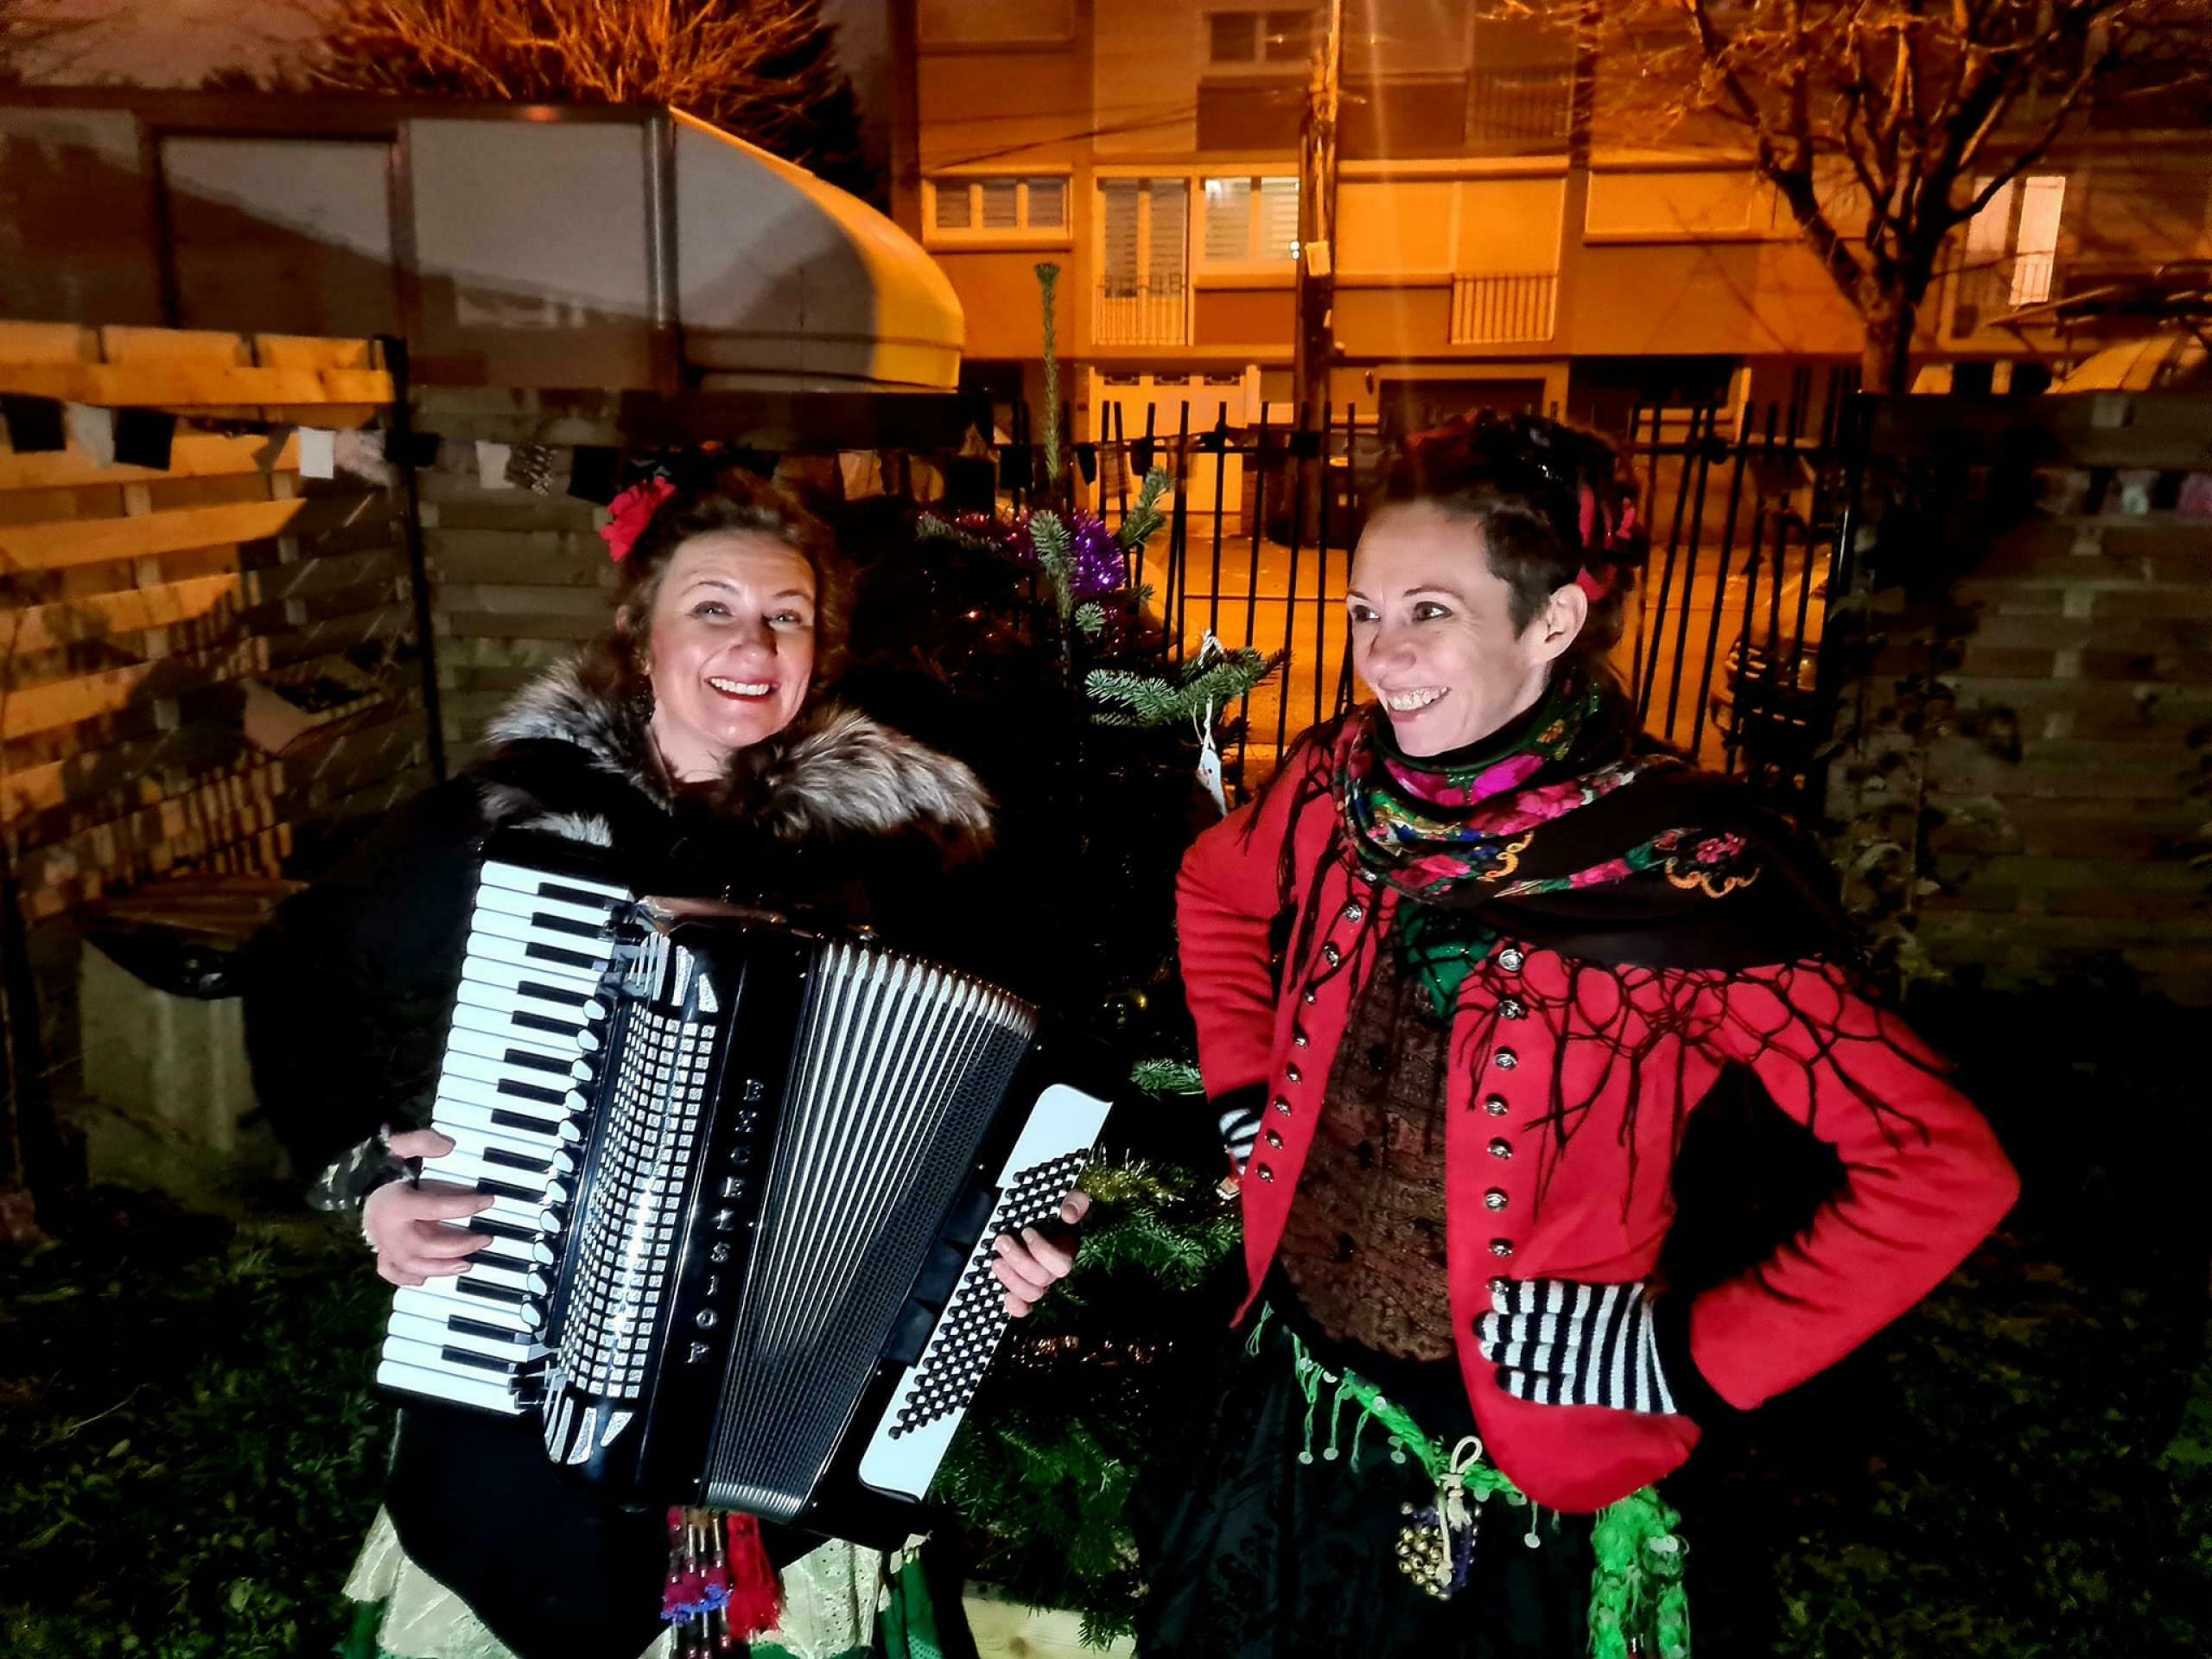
[99, 327, 251, 366]
[436, 610, 603, 642]
[0, 601, 413, 741]
[0, 498, 303, 573]
[0, 432, 302, 493]
[1, 573, 244, 654]
[0, 362, 392, 410]
[0, 322, 99, 364]
[16, 708, 425, 907]
[253, 335, 378, 372]
[431, 583, 607, 619]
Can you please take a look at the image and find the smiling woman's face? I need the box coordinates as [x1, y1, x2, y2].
[639, 531, 817, 780]
[1346, 501, 1584, 756]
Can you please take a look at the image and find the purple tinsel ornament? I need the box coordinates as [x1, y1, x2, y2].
[1067, 512, 1128, 601]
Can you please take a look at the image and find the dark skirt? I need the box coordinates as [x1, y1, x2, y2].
[1136, 1313, 1597, 1658]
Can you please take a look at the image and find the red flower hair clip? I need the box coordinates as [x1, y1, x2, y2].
[601, 475, 677, 563]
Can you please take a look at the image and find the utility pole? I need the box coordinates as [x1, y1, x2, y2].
[1292, 0, 1345, 537]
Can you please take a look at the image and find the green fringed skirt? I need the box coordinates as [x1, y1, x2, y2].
[1135, 1306, 1685, 1659]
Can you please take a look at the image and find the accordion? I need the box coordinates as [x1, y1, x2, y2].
[377, 839, 1111, 1546]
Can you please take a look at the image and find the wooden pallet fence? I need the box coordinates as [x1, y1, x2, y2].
[410, 394, 618, 764]
[0, 323, 429, 931]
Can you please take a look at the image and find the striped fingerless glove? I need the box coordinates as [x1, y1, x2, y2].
[1476, 1277, 1681, 1416]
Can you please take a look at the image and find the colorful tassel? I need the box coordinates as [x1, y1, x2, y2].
[663, 1506, 780, 1656]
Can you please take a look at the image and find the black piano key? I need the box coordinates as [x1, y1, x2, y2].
[449, 1314, 531, 1344]
[518, 978, 588, 1007]
[538, 880, 620, 911]
[490, 1108, 552, 1135]
[456, 1278, 526, 1306]
[439, 1344, 524, 1376]
[503, 1047, 575, 1077]
[496, 1077, 568, 1107]
[482, 1145, 550, 1173]
[512, 1009, 582, 1039]
[524, 942, 599, 971]
[471, 1174, 542, 1202]
[466, 1215, 536, 1243]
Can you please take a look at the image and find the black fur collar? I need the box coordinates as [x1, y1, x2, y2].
[480, 659, 994, 856]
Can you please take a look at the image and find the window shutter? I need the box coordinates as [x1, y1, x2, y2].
[1028, 177, 1067, 229]
[981, 179, 1021, 230]
[1257, 177, 1300, 260]
[1205, 177, 1254, 260]
[1149, 180, 1190, 291]
[1103, 181, 1142, 289]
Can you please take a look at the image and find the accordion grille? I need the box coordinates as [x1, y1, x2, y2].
[705, 940, 1034, 1516]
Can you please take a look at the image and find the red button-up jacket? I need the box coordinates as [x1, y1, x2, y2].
[1177, 744, 2019, 1513]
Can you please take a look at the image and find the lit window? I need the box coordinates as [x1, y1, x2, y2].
[927, 176, 1073, 238]
[1203, 175, 1300, 262]
[1101, 179, 1189, 295]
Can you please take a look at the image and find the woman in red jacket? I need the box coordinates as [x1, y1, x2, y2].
[1143, 412, 2018, 1658]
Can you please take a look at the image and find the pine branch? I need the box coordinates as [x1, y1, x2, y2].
[1030, 510, 1075, 621]
[1084, 648, 1285, 728]
[1073, 601, 1105, 639]
[913, 512, 1005, 553]
[1130, 1058, 1204, 1097]
[1115, 468, 1172, 555]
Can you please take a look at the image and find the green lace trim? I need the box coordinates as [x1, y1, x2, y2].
[1255, 1306, 1692, 1659]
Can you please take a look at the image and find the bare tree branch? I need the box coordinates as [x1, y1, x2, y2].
[307, 0, 870, 192]
[1549, 0, 2209, 387]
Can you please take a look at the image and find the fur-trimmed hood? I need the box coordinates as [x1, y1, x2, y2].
[479, 658, 994, 857]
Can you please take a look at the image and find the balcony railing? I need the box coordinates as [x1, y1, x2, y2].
[1449, 272, 1559, 345]
[1093, 281, 1191, 347]
[1467, 66, 1575, 156]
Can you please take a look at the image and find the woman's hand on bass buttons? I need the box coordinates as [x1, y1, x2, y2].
[990, 1192, 1091, 1318]
[363, 1128, 497, 1288]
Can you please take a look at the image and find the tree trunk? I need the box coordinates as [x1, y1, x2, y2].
[1863, 288, 1922, 395]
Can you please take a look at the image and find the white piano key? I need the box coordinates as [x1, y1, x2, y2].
[389, 1309, 546, 1364]
[431, 1073, 583, 1120]
[429, 1098, 566, 1151]
[465, 932, 607, 987]
[377, 1355, 530, 1415]
[395, 1279, 537, 1334]
[442, 1030, 588, 1087]
[451, 999, 599, 1053]
[451, 1001, 588, 1049]
[474, 881, 626, 931]
[468, 906, 619, 965]
[481, 858, 631, 904]
[457, 957, 604, 1014]
[423, 1146, 555, 1197]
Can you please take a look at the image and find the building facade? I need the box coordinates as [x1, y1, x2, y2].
[900, 0, 2212, 440]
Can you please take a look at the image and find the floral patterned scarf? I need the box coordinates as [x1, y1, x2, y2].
[1332, 671, 1763, 1013]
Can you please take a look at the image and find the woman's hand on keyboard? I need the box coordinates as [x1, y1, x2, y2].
[364, 1128, 498, 1287]
[990, 1191, 1090, 1318]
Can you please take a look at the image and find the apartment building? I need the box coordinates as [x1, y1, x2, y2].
[901, 0, 2212, 438]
